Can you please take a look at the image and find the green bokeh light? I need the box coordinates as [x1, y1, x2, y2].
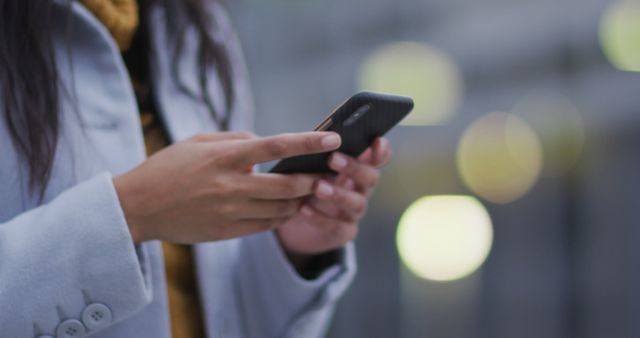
[600, 0, 640, 72]
[457, 113, 543, 204]
[358, 42, 464, 126]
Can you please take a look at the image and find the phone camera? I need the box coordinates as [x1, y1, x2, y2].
[344, 104, 371, 126]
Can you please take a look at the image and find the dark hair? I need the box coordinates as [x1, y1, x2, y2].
[0, 0, 234, 200]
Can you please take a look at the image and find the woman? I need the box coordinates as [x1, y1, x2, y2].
[0, 0, 392, 337]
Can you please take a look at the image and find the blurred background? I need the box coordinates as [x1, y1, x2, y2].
[225, 0, 640, 337]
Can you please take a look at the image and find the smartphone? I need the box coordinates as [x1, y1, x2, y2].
[269, 91, 414, 174]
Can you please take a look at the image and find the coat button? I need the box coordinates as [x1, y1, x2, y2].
[56, 319, 86, 338]
[81, 303, 113, 331]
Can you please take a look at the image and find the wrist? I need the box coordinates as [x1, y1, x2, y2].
[113, 173, 148, 243]
[277, 237, 344, 279]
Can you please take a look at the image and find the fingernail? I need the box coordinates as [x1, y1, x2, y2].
[317, 180, 335, 197]
[321, 134, 341, 149]
[331, 153, 347, 169]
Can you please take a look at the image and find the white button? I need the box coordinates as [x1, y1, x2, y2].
[56, 319, 86, 338]
[81, 303, 113, 331]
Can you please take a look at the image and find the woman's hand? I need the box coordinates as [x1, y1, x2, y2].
[275, 137, 392, 269]
[114, 131, 341, 244]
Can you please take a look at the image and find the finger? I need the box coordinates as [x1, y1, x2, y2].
[341, 177, 356, 190]
[241, 173, 322, 199]
[305, 197, 342, 218]
[333, 173, 356, 190]
[358, 138, 392, 168]
[372, 137, 393, 168]
[189, 131, 256, 143]
[328, 153, 380, 191]
[312, 183, 368, 221]
[299, 205, 359, 243]
[358, 147, 374, 164]
[230, 132, 341, 167]
[236, 198, 303, 219]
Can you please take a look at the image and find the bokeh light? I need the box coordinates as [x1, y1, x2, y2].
[358, 42, 463, 125]
[600, 0, 640, 72]
[512, 94, 585, 176]
[396, 195, 493, 282]
[457, 112, 543, 204]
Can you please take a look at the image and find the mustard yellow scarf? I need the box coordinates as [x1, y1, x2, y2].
[81, 0, 139, 50]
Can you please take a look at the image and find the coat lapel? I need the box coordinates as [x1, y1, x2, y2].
[53, 1, 146, 176]
[147, 5, 222, 143]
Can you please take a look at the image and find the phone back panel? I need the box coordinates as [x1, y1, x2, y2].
[270, 92, 414, 174]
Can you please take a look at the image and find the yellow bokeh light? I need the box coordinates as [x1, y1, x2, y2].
[512, 94, 585, 176]
[600, 0, 640, 72]
[358, 42, 463, 125]
[457, 112, 543, 204]
[396, 195, 493, 282]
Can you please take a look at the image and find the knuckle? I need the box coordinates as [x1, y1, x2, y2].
[212, 180, 240, 197]
[216, 148, 240, 166]
[236, 131, 257, 139]
[225, 184, 241, 197]
[344, 159, 359, 175]
[220, 203, 238, 216]
[279, 180, 299, 197]
[367, 170, 381, 187]
[265, 139, 288, 158]
[333, 188, 346, 203]
[303, 136, 317, 152]
[284, 177, 312, 197]
[354, 199, 368, 215]
[207, 180, 226, 197]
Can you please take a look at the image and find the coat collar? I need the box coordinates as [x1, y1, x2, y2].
[51, 0, 207, 143]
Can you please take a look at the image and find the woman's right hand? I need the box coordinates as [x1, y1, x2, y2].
[113, 131, 341, 244]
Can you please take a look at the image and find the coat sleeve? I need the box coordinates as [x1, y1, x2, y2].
[237, 231, 356, 338]
[0, 172, 153, 337]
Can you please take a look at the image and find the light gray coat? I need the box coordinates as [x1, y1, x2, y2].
[0, 1, 355, 337]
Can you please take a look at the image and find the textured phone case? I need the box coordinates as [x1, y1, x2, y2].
[270, 92, 414, 174]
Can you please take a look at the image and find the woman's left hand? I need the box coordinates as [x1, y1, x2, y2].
[275, 137, 392, 269]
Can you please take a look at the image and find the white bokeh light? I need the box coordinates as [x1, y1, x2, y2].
[396, 195, 494, 282]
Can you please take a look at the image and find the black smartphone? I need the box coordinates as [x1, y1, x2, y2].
[270, 91, 414, 174]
